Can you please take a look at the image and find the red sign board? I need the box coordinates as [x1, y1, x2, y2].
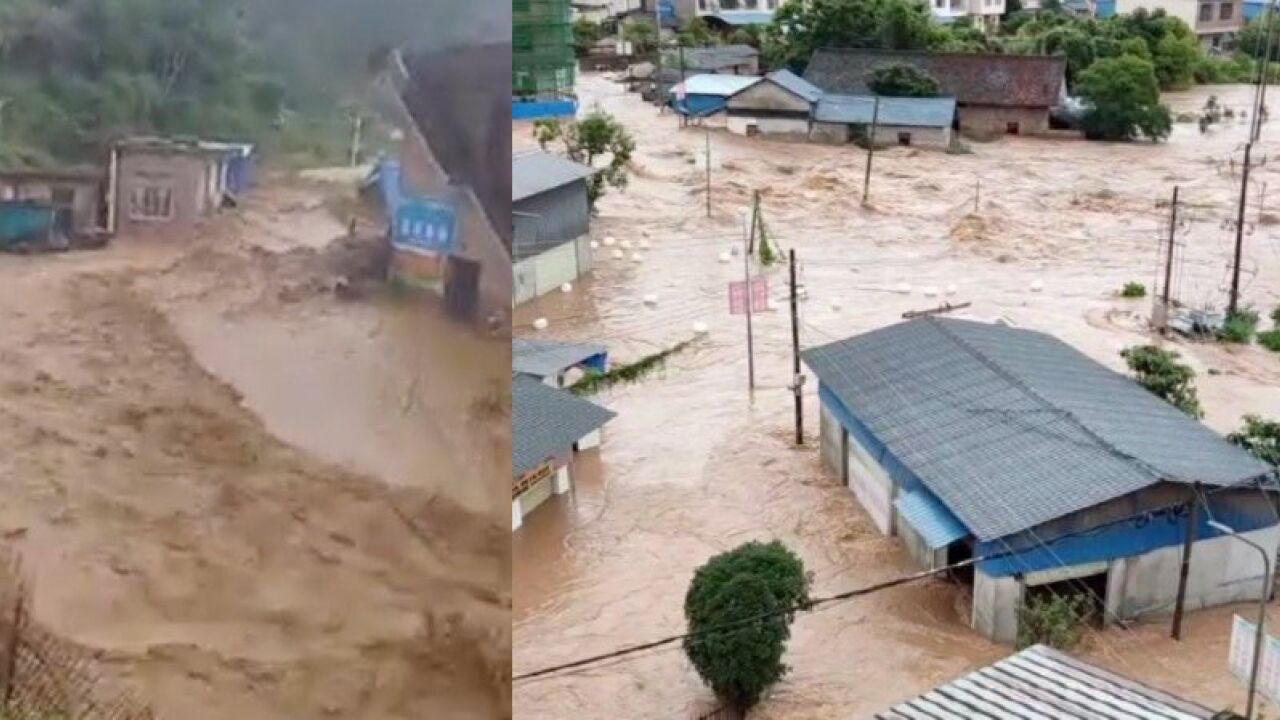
[729, 277, 768, 315]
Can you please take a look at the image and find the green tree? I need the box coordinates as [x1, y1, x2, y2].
[678, 17, 718, 47]
[532, 111, 636, 210]
[1076, 55, 1172, 141]
[762, 0, 937, 72]
[866, 63, 941, 96]
[1121, 345, 1203, 418]
[623, 19, 658, 54]
[1229, 415, 1280, 466]
[1153, 32, 1200, 89]
[1236, 18, 1280, 61]
[683, 541, 810, 712]
[573, 18, 603, 57]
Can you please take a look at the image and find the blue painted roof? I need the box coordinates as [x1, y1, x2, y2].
[895, 490, 969, 549]
[765, 69, 823, 104]
[814, 94, 956, 128]
[676, 73, 761, 97]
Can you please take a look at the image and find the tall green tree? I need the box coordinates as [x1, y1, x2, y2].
[532, 111, 636, 210]
[683, 542, 811, 713]
[1077, 55, 1172, 141]
[763, 0, 938, 71]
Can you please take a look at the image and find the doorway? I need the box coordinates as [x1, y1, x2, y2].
[445, 255, 480, 322]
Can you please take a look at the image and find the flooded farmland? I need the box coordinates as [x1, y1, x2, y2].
[512, 74, 1280, 717]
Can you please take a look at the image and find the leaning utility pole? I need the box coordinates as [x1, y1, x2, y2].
[705, 126, 712, 218]
[1161, 186, 1180, 317]
[744, 210, 757, 391]
[653, 0, 665, 110]
[862, 97, 881, 204]
[789, 249, 803, 445]
[1230, 143, 1252, 317]
[1171, 484, 1199, 640]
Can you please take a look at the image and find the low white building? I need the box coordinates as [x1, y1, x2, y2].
[512, 374, 615, 531]
[724, 69, 823, 138]
[811, 94, 956, 149]
[929, 0, 1005, 31]
[513, 151, 598, 305]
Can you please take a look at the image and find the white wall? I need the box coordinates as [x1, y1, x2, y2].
[845, 424, 896, 535]
[973, 571, 1022, 645]
[1115, 0, 1199, 28]
[513, 235, 589, 305]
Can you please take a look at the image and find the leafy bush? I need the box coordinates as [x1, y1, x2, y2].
[533, 112, 636, 210]
[1229, 415, 1280, 466]
[1077, 55, 1173, 141]
[1120, 281, 1146, 298]
[1260, 330, 1280, 353]
[1017, 593, 1091, 650]
[1221, 308, 1261, 344]
[684, 541, 810, 712]
[866, 64, 941, 97]
[1121, 345, 1203, 417]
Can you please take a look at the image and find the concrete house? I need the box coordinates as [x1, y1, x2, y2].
[878, 644, 1226, 718]
[110, 138, 253, 237]
[804, 48, 1067, 137]
[803, 317, 1276, 645]
[812, 94, 956, 148]
[672, 44, 761, 75]
[0, 167, 105, 235]
[514, 337, 609, 388]
[670, 73, 762, 119]
[513, 151, 597, 304]
[724, 70, 823, 137]
[512, 374, 615, 530]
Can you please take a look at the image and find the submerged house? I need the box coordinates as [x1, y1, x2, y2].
[804, 48, 1067, 137]
[812, 94, 956, 148]
[512, 374, 615, 530]
[670, 73, 763, 119]
[0, 167, 106, 236]
[513, 151, 597, 304]
[803, 317, 1276, 644]
[513, 337, 609, 388]
[724, 69, 822, 138]
[109, 137, 255, 237]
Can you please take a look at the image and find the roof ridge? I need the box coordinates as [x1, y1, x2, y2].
[814, 47, 1066, 63]
[923, 317, 1168, 482]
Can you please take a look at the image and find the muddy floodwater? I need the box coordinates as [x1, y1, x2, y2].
[512, 75, 1280, 717]
[0, 180, 508, 719]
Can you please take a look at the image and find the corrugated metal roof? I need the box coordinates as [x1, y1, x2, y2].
[709, 10, 775, 25]
[679, 44, 759, 71]
[894, 490, 968, 549]
[513, 375, 616, 477]
[877, 645, 1217, 719]
[802, 318, 1273, 541]
[814, 94, 956, 128]
[674, 73, 761, 98]
[513, 337, 608, 378]
[512, 151, 596, 203]
[764, 69, 824, 104]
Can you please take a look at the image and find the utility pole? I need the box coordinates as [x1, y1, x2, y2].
[974, 178, 981, 213]
[1230, 142, 1252, 316]
[679, 44, 687, 128]
[789, 249, 803, 445]
[653, 0, 665, 111]
[1162, 185, 1179, 312]
[863, 97, 880, 204]
[1171, 483, 1199, 640]
[744, 210, 756, 391]
[350, 114, 364, 167]
[705, 126, 712, 218]
[748, 190, 760, 254]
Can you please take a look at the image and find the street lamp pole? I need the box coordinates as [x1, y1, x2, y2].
[1210, 520, 1275, 719]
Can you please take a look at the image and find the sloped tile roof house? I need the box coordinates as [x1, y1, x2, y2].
[804, 48, 1067, 137]
[804, 317, 1276, 644]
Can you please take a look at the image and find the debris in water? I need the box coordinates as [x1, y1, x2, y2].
[923, 286, 939, 297]
[1030, 279, 1045, 293]
[831, 298, 843, 311]
[603, 236, 617, 247]
[692, 321, 709, 334]
[643, 294, 658, 306]
[631, 253, 644, 263]
[896, 283, 912, 294]
[718, 252, 731, 264]
[590, 240, 600, 250]
[612, 250, 624, 260]
[533, 317, 549, 331]
[620, 239, 633, 250]
[946, 284, 959, 295]
[560, 283, 573, 293]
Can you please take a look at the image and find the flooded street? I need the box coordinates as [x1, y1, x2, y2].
[512, 74, 1280, 716]
[0, 179, 508, 719]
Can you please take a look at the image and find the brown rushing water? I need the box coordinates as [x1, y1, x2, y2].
[513, 75, 1280, 717]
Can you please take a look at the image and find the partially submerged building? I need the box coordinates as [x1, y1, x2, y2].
[0, 167, 105, 236]
[514, 337, 609, 388]
[804, 48, 1067, 137]
[878, 644, 1228, 718]
[670, 73, 763, 118]
[803, 317, 1276, 644]
[109, 137, 254, 237]
[812, 94, 956, 148]
[513, 151, 598, 304]
[512, 374, 615, 530]
[671, 44, 761, 75]
[724, 69, 823, 137]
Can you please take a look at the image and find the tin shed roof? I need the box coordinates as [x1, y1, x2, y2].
[877, 645, 1218, 719]
[512, 151, 596, 203]
[804, 48, 1066, 108]
[512, 375, 615, 477]
[675, 73, 762, 97]
[762, 69, 824, 104]
[814, 94, 956, 127]
[513, 337, 608, 379]
[802, 318, 1272, 541]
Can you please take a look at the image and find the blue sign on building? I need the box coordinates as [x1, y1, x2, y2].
[393, 197, 457, 255]
[658, 0, 677, 24]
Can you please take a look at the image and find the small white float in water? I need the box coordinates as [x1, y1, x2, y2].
[946, 284, 959, 296]
[643, 294, 659, 307]
[642, 229, 652, 238]
[692, 321, 709, 335]
[639, 240, 651, 250]
[560, 283, 573, 293]
[730, 245, 741, 256]
[1030, 279, 1045, 293]
[923, 286, 940, 298]
[603, 236, 617, 247]
[718, 252, 732, 264]
[632, 253, 645, 263]
[831, 298, 843, 311]
[620, 239, 633, 250]
[532, 317, 549, 331]
[612, 249, 624, 260]
[590, 240, 600, 250]
[766, 299, 779, 311]
[797, 287, 809, 300]
[896, 283, 912, 294]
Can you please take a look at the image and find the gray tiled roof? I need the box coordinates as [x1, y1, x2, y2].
[804, 48, 1066, 108]
[512, 375, 615, 477]
[513, 337, 607, 379]
[803, 318, 1272, 541]
[877, 645, 1216, 719]
[512, 151, 596, 203]
[678, 44, 759, 71]
[763, 69, 824, 104]
[814, 94, 956, 128]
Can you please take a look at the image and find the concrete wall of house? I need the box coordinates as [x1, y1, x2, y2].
[895, 508, 949, 570]
[727, 115, 811, 137]
[726, 81, 811, 114]
[116, 150, 212, 237]
[513, 181, 591, 258]
[811, 121, 851, 144]
[873, 125, 951, 149]
[973, 570, 1023, 644]
[844, 412, 896, 535]
[0, 178, 101, 232]
[957, 105, 1050, 138]
[513, 235, 590, 304]
[819, 402, 845, 480]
